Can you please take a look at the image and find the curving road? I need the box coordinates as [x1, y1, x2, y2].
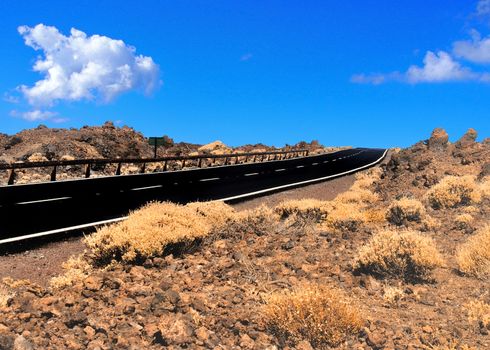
[0, 148, 386, 242]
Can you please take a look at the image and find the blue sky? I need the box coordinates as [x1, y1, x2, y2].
[0, 1, 489, 148]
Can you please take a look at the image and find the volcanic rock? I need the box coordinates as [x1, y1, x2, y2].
[427, 128, 448, 151]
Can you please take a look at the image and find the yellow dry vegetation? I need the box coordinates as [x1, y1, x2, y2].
[386, 198, 426, 226]
[81, 200, 280, 264]
[274, 199, 330, 222]
[334, 188, 379, 205]
[233, 205, 279, 236]
[50, 255, 93, 289]
[186, 201, 236, 230]
[323, 202, 366, 232]
[382, 286, 404, 306]
[465, 298, 490, 329]
[85, 201, 212, 263]
[363, 208, 387, 225]
[454, 213, 474, 232]
[425, 175, 481, 209]
[262, 283, 363, 348]
[457, 225, 490, 278]
[353, 167, 382, 190]
[354, 230, 444, 281]
[462, 205, 479, 214]
[481, 176, 490, 198]
[0, 285, 14, 308]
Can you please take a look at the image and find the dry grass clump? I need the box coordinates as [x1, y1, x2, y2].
[354, 230, 444, 281]
[85, 202, 211, 263]
[382, 286, 405, 306]
[233, 205, 279, 237]
[454, 214, 474, 233]
[0, 285, 14, 308]
[457, 225, 490, 278]
[335, 188, 379, 205]
[50, 255, 93, 289]
[353, 167, 382, 190]
[386, 198, 426, 226]
[274, 199, 330, 222]
[480, 176, 490, 197]
[425, 175, 481, 209]
[186, 201, 236, 229]
[262, 283, 363, 348]
[323, 203, 365, 232]
[363, 208, 387, 225]
[465, 298, 490, 330]
[214, 205, 281, 240]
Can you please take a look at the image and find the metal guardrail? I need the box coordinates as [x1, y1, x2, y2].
[0, 149, 309, 185]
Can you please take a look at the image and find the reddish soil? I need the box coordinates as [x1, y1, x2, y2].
[1, 129, 489, 349]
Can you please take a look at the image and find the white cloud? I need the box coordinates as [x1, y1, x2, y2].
[17, 24, 160, 107]
[352, 51, 480, 85]
[10, 109, 58, 121]
[240, 53, 253, 61]
[350, 72, 398, 85]
[406, 51, 476, 83]
[477, 0, 490, 17]
[453, 31, 490, 63]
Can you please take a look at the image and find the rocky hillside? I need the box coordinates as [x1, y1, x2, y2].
[0, 122, 153, 163]
[0, 123, 332, 165]
[3, 128, 487, 349]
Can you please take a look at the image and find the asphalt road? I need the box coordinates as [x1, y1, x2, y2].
[0, 148, 386, 240]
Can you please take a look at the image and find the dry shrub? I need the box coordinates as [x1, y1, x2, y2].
[186, 201, 236, 229]
[324, 203, 365, 232]
[465, 298, 490, 330]
[454, 214, 474, 233]
[480, 176, 490, 198]
[383, 286, 404, 306]
[386, 198, 426, 226]
[85, 202, 211, 263]
[420, 216, 441, 232]
[234, 205, 279, 236]
[274, 199, 330, 223]
[0, 285, 14, 308]
[214, 205, 280, 240]
[353, 167, 382, 190]
[50, 255, 92, 289]
[426, 175, 481, 209]
[335, 188, 379, 205]
[463, 206, 479, 214]
[263, 283, 363, 348]
[363, 208, 387, 225]
[457, 225, 490, 278]
[354, 230, 444, 281]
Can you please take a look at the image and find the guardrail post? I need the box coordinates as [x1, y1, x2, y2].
[235, 156, 239, 164]
[116, 163, 122, 175]
[224, 157, 229, 165]
[50, 166, 57, 182]
[198, 158, 202, 168]
[163, 160, 167, 171]
[182, 159, 186, 169]
[7, 169, 15, 185]
[244, 155, 248, 163]
[140, 163, 146, 174]
[85, 164, 91, 178]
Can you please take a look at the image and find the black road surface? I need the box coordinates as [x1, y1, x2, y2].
[0, 148, 386, 240]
